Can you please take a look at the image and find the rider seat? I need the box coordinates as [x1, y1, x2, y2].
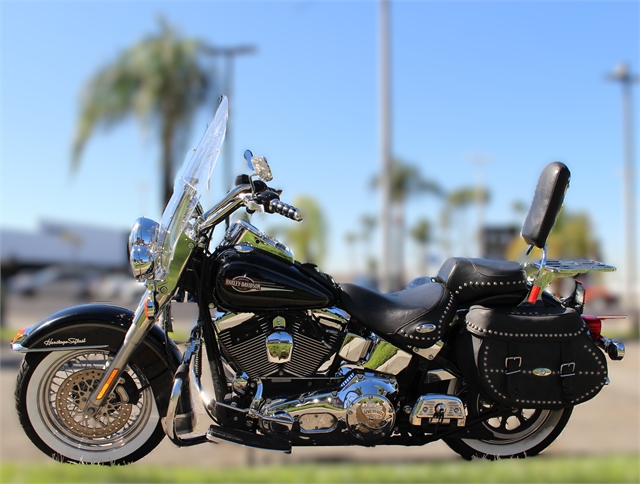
[339, 282, 456, 349]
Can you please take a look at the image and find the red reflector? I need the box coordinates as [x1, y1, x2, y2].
[527, 285, 541, 304]
[581, 315, 602, 340]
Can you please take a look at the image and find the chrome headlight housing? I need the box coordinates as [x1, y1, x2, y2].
[128, 217, 159, 281]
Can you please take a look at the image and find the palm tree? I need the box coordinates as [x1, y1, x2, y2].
[72, 19, 215, 206]
[444, 186, 490, 256]
[344, 231, 359, 276]
[373, 159, 443, 289]
[410, 218, 432, 276]
[360, 214, 377, 275]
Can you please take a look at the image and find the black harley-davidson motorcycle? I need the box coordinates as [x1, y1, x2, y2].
[11, 96, 626, 464]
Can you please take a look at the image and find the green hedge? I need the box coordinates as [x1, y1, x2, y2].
[1, 454, 638, 483]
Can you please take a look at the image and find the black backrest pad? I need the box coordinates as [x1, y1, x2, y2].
[521, 162, 570, 248]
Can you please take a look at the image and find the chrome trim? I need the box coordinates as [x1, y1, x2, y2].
[250, 155, 273, 182]
[425, 369, 457, 383]
[260, 372, 397, 440]
[223, 220, 293, 263]
[85, 289, 173, 412]
[595, 335, 626, 361]
[410, 394, 465, 426]
[416, 323, 437, 334]
[265, 331, 294, 364]
[214, 312, 255, 332]
[339, 333, 372, 363]
[11, 343, 110, 353]
[363, 339, 412, 374]
[525, 255, 616, 290]
[533, 368, 553, 377]
[128, 217, 159, 280]
[196, 184, 253, 233]
[411, 341, 444, 361]
[309, 307, 350, 331]
[232, 373, 250, 395]
[165, 337, 209, 446]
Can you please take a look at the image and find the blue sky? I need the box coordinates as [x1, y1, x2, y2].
[1, 1, 638, 286]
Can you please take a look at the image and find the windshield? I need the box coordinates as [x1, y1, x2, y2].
[155, 96, 228, 281]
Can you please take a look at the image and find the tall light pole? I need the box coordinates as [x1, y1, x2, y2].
[607, 62, 639, 333]
[204, 45, 257, 191]
[379, 0, 393, 292]
[469, 153, 492, 257]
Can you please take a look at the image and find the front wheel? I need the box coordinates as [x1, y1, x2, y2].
[16, 349, 165, 465]
[445, 390, 573, 460]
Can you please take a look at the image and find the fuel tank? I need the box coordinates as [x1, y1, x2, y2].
[213, 247, 334, 312]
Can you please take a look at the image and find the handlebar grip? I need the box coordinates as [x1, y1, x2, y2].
[269, 200, 303, 222]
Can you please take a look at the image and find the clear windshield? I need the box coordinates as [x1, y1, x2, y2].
[155, 96, 228, 281]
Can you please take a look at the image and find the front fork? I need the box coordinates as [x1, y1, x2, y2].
[82, 291, 159, 415]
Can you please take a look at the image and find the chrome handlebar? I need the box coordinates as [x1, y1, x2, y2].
[195, 181, 302, 236]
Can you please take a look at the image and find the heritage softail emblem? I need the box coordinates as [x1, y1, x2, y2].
[43, 337, 87, 347]
[224, 276, 262, 292]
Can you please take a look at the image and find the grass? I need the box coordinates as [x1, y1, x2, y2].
[1, 455, 638, 483]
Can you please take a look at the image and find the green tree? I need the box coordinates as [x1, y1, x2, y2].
[360, 214, 377, 275]
[344, 231, 359, 276]
[279, 195, 327, 266]
[72, 19, 215, 206]
[505, 209, 601, 262]
[373, 159, 443, 288]
[410, 218, 432, 275]
[443, 186, 490, 256]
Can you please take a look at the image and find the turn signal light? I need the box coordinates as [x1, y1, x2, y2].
[10, 329, 25, 345]
[581, 315, 602, 340]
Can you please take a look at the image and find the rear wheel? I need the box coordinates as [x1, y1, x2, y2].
[445, 390, 572, 460]
[16, 349, 165, 465]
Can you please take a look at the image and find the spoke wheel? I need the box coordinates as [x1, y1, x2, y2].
[16, 349, 165, 465]
[445, 389, 573, 460]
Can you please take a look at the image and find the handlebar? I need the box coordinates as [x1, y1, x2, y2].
[269, 199, 303, 222]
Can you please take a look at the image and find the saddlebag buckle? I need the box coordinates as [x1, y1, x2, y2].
[505, 356, 522, 375]
[560, 362, 576, 377]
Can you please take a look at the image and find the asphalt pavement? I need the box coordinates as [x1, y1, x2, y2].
[1, 295, 637, 467]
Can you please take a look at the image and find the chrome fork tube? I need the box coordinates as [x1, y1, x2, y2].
[84, 292, 156, 413]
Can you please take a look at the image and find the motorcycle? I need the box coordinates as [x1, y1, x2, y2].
[11, 96, 626, 464]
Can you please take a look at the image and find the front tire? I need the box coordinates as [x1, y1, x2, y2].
[16, 349, 165, 465]
[445, 390, 573, 460]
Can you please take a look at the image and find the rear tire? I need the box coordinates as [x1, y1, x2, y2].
[16, 349, 165, 465]
[445, 390, 572, 460]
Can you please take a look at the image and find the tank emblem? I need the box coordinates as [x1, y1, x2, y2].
[224, 276, 293, 293]
[224, 276, 262, 292]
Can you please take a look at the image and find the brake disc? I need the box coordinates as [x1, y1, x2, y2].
[55, 368, 132, 438]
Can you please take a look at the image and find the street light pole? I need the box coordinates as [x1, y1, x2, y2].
[379, 0, 393, 293]
[607, 62, 639, 334]
[203, 45, 257, 191]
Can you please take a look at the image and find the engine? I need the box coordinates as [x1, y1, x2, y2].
[214, 308, 401, 443]
[260, 371, 398, 443]
[214, 308, 347, 379]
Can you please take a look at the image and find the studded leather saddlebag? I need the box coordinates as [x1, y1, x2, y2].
[456, 305, 608, 409]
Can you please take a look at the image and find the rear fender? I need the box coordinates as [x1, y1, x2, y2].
[12, 304, 182, 415]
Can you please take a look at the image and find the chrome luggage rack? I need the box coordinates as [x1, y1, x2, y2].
[525, 258, 616, 289]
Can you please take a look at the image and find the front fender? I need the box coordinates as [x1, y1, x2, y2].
[12, 303, 182, 415]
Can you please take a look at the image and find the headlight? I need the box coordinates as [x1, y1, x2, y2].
[128, 217, 159, 281]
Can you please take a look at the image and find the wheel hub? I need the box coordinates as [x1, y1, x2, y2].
[55, 368, 132, 438]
